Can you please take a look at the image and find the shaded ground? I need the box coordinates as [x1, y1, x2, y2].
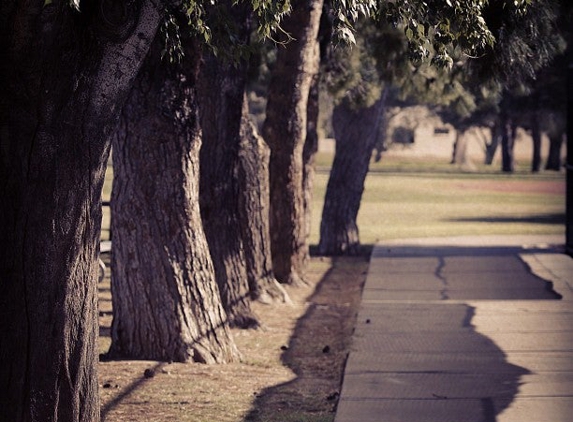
[98, 254, 368, 422]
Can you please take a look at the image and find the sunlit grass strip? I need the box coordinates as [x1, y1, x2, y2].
[310, 170, 565, 245]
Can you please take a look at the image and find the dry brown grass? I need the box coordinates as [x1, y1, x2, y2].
[98, 255, 368, 422]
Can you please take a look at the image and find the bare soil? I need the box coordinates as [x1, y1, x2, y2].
[98, 254, 369, 422]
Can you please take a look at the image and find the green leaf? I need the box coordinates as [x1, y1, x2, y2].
[405, 27, 413, 41]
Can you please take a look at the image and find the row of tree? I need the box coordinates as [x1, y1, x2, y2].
[0, 0, 569, 420]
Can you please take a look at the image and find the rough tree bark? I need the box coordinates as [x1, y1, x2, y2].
[0, 1, 164, 420]
[238, 113, 291, 304]
[197, 9, 260, 327]
[109, 31, 240, 363]
[263, 0, 323, 284]
[318, 96, 385, 255]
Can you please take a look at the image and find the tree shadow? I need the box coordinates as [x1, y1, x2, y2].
[447, 213, 565, 225]
[337, 302, 530, 421]
[333, 242, 564, 421]
[100, 362, 166, 420]
[243, 255, 369, 422]
[245, 243, 563, 422]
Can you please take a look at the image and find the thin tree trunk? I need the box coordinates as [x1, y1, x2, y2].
[485, 123, 501, 165]
[318, 96, 385, 255]
[109, 32, 239, 363]
[303, 73, 321, 251]
[0, 1, 163, 420]
[545, 133, 564, 171]
[451, 130, 468, 165]
[263, 0, 323, 284]
[531, 114, 543, 172]
[501, 114, 516, 173]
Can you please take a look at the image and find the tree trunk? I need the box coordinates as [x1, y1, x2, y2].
[0, 1, 163, 420]
[238, 113, 291, 304]
[197, 11, 261, 327]
[303, 73, 321, 249]
[484, 122, 501, 165]
[263, 0, 323, 284]
[451, 130, 469, 166]
[501, 114, 516, 173]
[545, 133, 564, 171]
[109, 33, 239, 363]
[318, 97, 385, 255]
[531, 114, 543, 172]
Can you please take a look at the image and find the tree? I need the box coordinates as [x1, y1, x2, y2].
[237, 112, 290, 304]
[318, 18, 398, 254]
[197, 3, 260, 329]
[109, 30, 240, 362]
[110, 0, 290, 337]
[263, 0, 324, 284]
[319, 95, 386, 254]
[482, 0, 565, 172]
[0, 0, 165, 420]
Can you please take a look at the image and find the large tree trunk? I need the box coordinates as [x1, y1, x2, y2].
[545, 133, 564, 171]
[318, 97, 385, 255]
[109, 32, 239, 363]
[0, 1, 163, 420]
[263, 0, 323, 284]
[197, 12, 259, 327]
[238, 114, 291, 304]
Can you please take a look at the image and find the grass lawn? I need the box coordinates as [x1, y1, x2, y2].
[309, 155, 566, 245]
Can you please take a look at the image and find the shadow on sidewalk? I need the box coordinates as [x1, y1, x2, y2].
[334, 242, 564, 422]
[340, 301, 530, 422]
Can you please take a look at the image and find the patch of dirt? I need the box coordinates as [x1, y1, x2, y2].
[98, 254, 368, 422]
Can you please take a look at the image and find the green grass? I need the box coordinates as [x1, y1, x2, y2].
[309, 159, 566, 245]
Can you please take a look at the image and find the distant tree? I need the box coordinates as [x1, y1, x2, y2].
[483, 0, 565, 172]
[513, 50, 568, 172]
[319, 7, 493, 254]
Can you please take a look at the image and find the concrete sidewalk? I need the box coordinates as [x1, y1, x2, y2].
[335, 235, 573, 422]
